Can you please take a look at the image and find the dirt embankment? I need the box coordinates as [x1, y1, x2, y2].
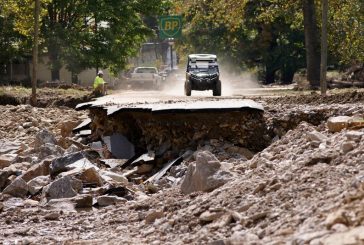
[0, 87, 93, 108]
[262, 90, 364, 105]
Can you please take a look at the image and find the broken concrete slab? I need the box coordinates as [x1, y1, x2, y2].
[49, 152, 85, 177]
[131, 152, 155, 166]
[145, 157, 183, 184]
[72, 118, 92, 133]
[102, 134, 135, 159]
[101, 159, 128, 169]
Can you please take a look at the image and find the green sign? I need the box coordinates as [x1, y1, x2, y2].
[159, 16, 182, 39]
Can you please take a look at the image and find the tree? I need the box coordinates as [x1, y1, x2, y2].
[320, 0, 328, 95]
[302, 0, 321, 88]
[31, 0, 40, 105]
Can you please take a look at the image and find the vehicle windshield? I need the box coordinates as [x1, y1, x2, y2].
[188, 60, 219, 74]
[135, 68, 157, 74]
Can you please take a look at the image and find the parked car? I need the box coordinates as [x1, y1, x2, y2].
[184, 54, 221, 96]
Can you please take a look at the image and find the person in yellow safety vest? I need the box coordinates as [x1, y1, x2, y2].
[93, 70, 106, 96]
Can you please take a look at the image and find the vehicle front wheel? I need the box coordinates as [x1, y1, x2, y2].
[185, 80, 192, 96]
[213, 80, 221, 96]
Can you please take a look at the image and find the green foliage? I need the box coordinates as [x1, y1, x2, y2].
[1, 0, 170, 79]
[175, 0, 363, 83]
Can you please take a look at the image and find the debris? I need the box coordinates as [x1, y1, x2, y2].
[72, 118, 92, 133]
[34, 129, 58, 149]
[43, 176, 82, 201]
[327, 116, 352, 133]
[325, 209, 349, 229]
[21, 159, 52, 182]
[180, 151, 232, 194]
[102, 134, 135, 159]
[49, 152, 85, 177]
[2, 177, 28, 198]
[145, 157, 183, 184]
[101, 159, 127, 169]
[97, 195, 127, 207]
[28, 176, 51, 195]
[0, 154, 17, 169]
[145, 210, 164, 224]
[44, 212, 60, 221]
[100, 171, 128, 184]
[78, 167, 104, 187]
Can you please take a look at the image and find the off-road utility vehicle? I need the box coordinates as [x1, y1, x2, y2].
[184, 54, 221, 96]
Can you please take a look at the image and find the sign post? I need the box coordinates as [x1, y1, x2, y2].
[159, 16, 182, 70]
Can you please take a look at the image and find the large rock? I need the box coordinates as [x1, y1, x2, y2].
[43, 176, 82, 201]
[34, 129, 58, 149]
[20, 159, 52, 182]
[0, 140, 22, 155]
[45, 194, 93, 210]
[0, 154, 17, 169]
[96, 195, 127, 207]
[181, 151, 233, 194]
[38, 143, 64, 160]
[319, 226, 364, 245]
[79, 167, 103, 186]
[0, 170, 13, 190]
[307, 130, 328, 142]
[49, 152, 85, 177]
[2, 177, 28, 198]
[325, 209, 349, 229]
[59, 120, 80, 138]
[327, 116, 351, 133]
[28, 176, 51, 195]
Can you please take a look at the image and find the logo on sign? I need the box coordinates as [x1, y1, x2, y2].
[159, 16, 182, 39]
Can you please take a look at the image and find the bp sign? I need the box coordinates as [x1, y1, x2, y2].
[159, 16, 182, 39]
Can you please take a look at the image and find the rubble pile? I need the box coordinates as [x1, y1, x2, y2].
[0, 104, 86, 145]
[1, 98, 364, 244]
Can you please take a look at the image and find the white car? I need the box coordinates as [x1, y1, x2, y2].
[128, 67, 162, 90]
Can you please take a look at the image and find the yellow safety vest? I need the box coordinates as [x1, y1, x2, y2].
[93, 76, 105, 89]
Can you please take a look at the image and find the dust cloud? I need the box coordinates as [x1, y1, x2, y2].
[160, 67, 261, 96]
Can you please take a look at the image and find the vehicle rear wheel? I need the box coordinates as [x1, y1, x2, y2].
[213, 80, 221, 96]
[185, 80, 192, 96]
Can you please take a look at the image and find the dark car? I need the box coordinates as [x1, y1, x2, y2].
[184, 54, 221, 96]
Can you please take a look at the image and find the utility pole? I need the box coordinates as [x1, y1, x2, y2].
[320, 0, 328, 95]
[31, 0, 40, 106]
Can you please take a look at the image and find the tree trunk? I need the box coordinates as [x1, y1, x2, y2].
[303, 0, 321, 88]
[265, 68, 276, 84]
[31, 0, 40, 106]
[49, 48, 61, 81]
[320, 0, 328, 95]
